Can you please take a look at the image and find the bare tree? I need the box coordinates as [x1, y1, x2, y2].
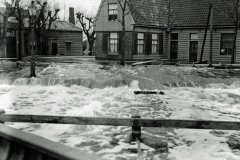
[76, 11, 95, 55]
[10, 0, 29, 60]
[221, 0, 239, 64]
[117, 0, 129, 65]
[34, 0, 60, 55]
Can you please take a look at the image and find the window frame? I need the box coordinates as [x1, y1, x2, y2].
[190, 33, 199, 40]
[66, 42, 72, 51]
[137, 33, 145, 54]
[151, 33, 158, 54]
[109, 32, 119, 54]
[108, 3, 118, 21]
[220, 33, 234, 55]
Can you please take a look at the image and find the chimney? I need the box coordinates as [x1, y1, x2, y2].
[69, 7, 75, 25]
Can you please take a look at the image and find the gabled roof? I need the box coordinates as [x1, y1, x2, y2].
[128, 0, 234, 27]
[51, 21, 82, 31]
[23, 19, 82, 31]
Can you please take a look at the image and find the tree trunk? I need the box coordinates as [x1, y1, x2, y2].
[0, 42, 6, 58]
[0, 15, 8, 57]
[88, 41, 94, 56]
[232, 26, 238, 64]
[121, 15, 125, 65]
[18, 22, 22, 60]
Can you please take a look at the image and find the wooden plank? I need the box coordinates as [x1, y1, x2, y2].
[131, 60, 156, 66]
[1, 114, 240, 130]
[0, 138, 11, 160]
[134, 91, 164, 95]
[0, 123, 105, 160]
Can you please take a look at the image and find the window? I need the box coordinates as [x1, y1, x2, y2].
[108, 4, 118, 21]
[7, 29, 16, 36]
[171, 33, 178, 40]
[137, 33, 144, 54]
[109, 33, 118, 53]
[66, 42, 71, 51]
[152, 34, 158, 54]
[220, 33, 234, 55]
[190, 33, 198, 40]
[30, 42, 36, 50]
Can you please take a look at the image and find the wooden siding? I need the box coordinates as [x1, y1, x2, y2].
[27, 31, 82, 56]
[170, 28, 240, 63]
[94, 0, 134, 32]
[51, 31, 82, 56]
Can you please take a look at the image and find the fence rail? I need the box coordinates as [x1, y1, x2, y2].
[0, 123, 105, 160]
[1, 114, 240, 130]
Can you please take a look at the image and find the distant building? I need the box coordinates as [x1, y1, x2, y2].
[94, 0, 240, 63]
[0, 7, 83, 58]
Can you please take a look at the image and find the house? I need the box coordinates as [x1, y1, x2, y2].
[25, 20, 83, 57]
[94, 0, 240, 63]
[0, 7, 18, 58]
[0, 7, 83, 59]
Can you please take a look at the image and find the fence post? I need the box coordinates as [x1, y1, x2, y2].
[131, 114, 143, 160]
[0, 109, 5, 124]
[131, 114, 141, 141]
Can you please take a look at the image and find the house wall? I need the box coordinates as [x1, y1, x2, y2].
[170, 28, 240, 63]
[95, 31, 133, 60]
[51, 31, 82, 56]
[133, 27, 168, 60]
[27, 30, 83, 56]
[94, 0, 135, 32]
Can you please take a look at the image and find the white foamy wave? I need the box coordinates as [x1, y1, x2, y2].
[66, 101, 103, 117]
[129, 80, 139, 89]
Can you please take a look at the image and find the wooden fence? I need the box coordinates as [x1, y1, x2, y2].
[1, 112, 240, 160]
[1, 114, 240, 130]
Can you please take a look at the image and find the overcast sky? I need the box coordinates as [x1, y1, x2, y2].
[0, 0, 101, 15]
[58, 0, 101, 19]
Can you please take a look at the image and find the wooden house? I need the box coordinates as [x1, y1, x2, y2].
[0, 7, 83, 59]
[25, 20, 83, 56]
[94, 0, 240, 63]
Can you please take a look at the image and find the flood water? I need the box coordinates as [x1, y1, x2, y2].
[0, 61, 240, 160]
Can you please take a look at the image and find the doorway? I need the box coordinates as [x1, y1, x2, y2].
[6, 37, 17, 58]
[52, 43, 58, 55]
[189, 41, 198, 62]
[170, 41, 178, 59]
[170, 33, 178, 59]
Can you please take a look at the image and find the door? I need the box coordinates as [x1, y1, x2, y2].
[42, 42, 47, 55]
[189, 41, 198, 62]
[52, 43, 58, 55]
[170, 41, 178, 59]
[6, 37, 17, 58]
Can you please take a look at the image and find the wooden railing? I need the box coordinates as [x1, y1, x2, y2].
[1, 114, 240, 130]
[0, 111, 106, 160]
[1, 112, 240, 160]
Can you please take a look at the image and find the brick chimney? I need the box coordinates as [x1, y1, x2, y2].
[69, 7, 75, 25]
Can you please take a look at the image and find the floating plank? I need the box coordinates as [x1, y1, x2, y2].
[0, 123, 105, 160]
[1, 114, 240, 130]
[134, 91, 164, 95]
[131, 60, 156, 66]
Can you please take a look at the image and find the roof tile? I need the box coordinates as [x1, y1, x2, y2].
[128, 0, 234, 27]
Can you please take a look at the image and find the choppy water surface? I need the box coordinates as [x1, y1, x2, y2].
[0, 62, 240, 160]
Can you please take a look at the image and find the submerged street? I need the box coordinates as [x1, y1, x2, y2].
[0, 61, 240, 160]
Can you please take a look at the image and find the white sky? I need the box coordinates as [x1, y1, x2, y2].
[0, 0, 101, 15]
[57, 0, 101, 20]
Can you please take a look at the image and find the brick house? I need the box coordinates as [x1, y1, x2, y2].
[94, 0, 240, 63]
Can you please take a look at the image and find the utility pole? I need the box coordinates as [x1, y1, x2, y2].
[209, 0, 213, 67]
